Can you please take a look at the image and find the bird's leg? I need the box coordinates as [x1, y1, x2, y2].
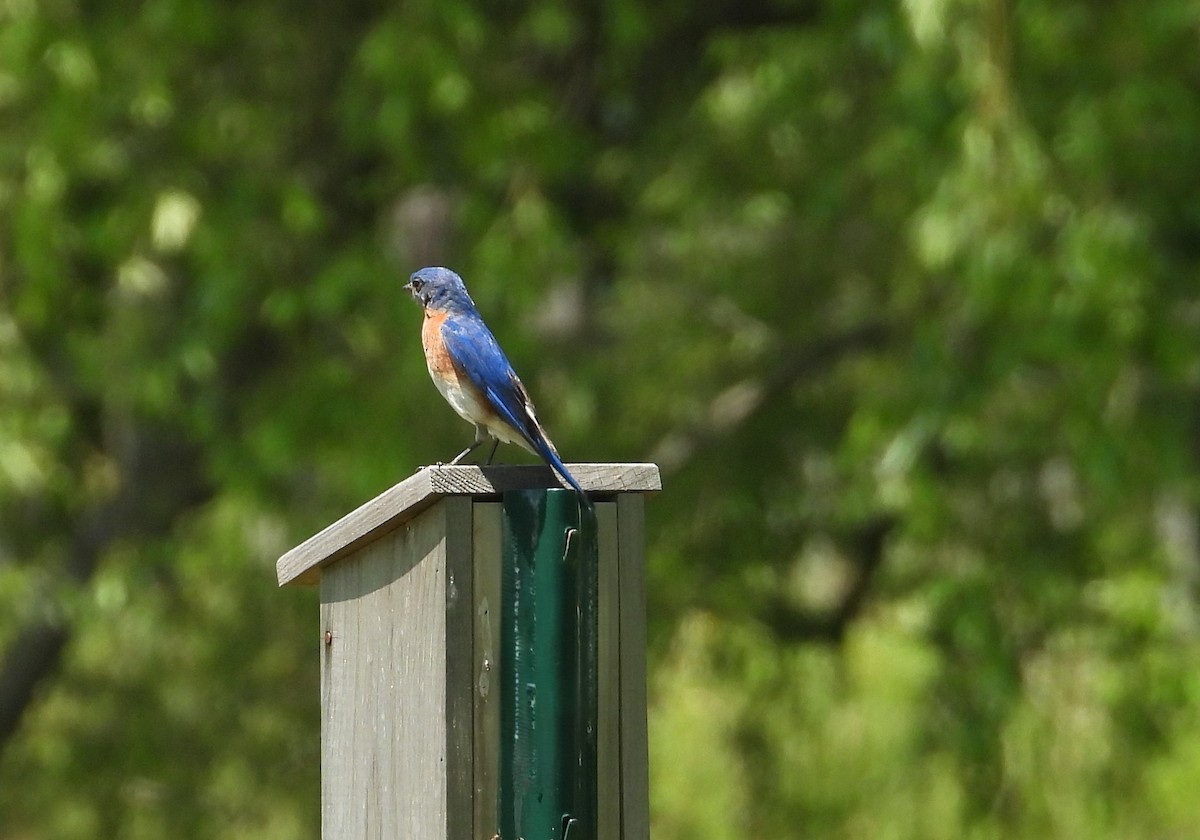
[450, 426, 489, 464]
[484, 439, 500, 465]
[449, 439, 484, 464]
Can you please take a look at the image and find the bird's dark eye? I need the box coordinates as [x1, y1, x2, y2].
[411, 278, 424, 291]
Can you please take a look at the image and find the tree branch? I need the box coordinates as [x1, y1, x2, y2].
[762, 515, 896, 644]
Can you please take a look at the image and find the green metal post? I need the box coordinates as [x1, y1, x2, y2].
[501, 489, 598, 840]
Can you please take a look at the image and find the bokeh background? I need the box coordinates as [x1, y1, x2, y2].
[3, 0, 1200, 837]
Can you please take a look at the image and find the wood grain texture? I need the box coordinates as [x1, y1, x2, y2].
[617, 494, 650, 840]
[318, 498, 473, 840]
[472, 503, 503, 840]
[279, 463, 661, 587]
[595, 502, 621, 840]
[444, 498, 475, 840]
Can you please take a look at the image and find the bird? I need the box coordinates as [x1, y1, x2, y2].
[404, 266, 591, 507]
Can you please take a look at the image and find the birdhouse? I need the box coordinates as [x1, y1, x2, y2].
[276, 463, 661, 840]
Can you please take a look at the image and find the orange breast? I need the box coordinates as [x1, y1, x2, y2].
[421, 308, 497, 427]
[422, 310, 455, 376]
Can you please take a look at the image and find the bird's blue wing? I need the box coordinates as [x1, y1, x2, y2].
[439, 316, 530, 436]
[440, 315, 590, 505]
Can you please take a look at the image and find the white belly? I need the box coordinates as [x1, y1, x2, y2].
[428, 366, 533, 451]
[430, 366, 486, 424]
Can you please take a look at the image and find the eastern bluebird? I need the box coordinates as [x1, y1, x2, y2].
[404, 266, 591, 507]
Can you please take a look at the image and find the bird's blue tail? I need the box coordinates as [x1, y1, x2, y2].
[536, 444, 593, 511]
[482, 382, 593, 510]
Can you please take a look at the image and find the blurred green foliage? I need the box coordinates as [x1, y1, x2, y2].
[2, 0, 1199, 837]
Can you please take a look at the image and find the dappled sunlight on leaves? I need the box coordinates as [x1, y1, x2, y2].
[2, 0, 1200, 837]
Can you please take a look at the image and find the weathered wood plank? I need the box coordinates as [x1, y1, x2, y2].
[617, 493, 650, 840]
[596, 502, 621, 840]
[444, 498, 475, 840]
[279, 464, 661, 587]
[320, 501, 453, 839]
[472, 503, 503, 840]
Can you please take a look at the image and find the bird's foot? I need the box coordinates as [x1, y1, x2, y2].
[483, 439, 500, 465]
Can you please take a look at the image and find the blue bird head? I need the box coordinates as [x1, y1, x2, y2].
[405, 266, 476, 312]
